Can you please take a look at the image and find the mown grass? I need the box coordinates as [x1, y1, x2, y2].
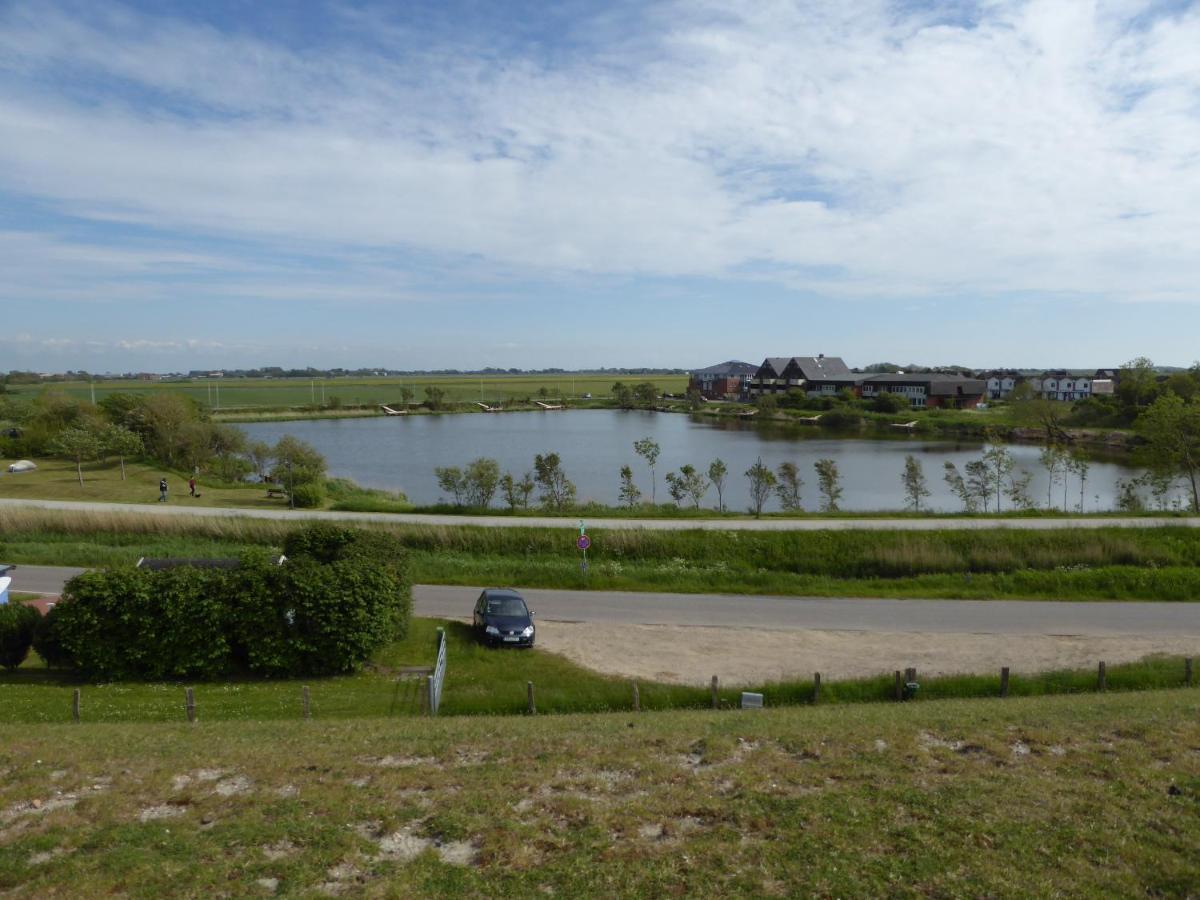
[0, 690, 1197, 896]
[7, 509, 1200, 600]
[3, 616, 1195, 724]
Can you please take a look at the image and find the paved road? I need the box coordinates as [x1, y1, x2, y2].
[10, 566, 1199, 636]
[2, 497, 1200, 531]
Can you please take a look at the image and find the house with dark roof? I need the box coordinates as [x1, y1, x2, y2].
[688, 360, 758, 400]
[747, 355, 857, 398]
[860, 373, 986, 409]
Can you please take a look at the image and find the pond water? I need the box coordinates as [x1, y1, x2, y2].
[240, 410, 1181, 513]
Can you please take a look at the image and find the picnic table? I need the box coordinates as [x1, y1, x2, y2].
[266, 486, 289, 499]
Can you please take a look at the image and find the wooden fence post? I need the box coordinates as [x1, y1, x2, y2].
[527, 681, 536, 716]
[302, 685, 311, 720]
[711, 675, 719, 709]
[813, 673, 821, 704]
[894, 670, 904, 701]
[1186, 657, 1194, 687]
[631, 682, 640, 712]
[1000, 667, 1010, 698]
[185, 687, 196, 724]
[72, 688, 80, 723]
[1098, 661, 1107, 693]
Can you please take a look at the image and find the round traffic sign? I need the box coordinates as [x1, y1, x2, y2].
[576, 534, 592, 551]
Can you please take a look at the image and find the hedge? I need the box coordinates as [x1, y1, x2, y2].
[36, 525, 411, 680]
[0, 603, 40, 670]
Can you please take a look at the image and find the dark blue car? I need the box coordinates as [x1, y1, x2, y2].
[472, 589, 536, 648]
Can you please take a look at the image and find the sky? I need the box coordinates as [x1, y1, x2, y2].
[2, 0, 1199, 373]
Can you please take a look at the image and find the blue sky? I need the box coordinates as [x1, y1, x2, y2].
[2, 0, 1200, 372]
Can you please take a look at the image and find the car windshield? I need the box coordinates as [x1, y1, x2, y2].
[486, 597, 527, 617]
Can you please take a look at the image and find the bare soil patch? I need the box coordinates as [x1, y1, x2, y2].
[536, 621, 1200, 685]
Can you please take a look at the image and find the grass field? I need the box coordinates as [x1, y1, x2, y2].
[6, 374, 688, 411]
[0, 690, 1196, 895]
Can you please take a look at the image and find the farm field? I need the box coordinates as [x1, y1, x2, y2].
[5, 374, 689, 411]
[0, 689, 1196, 896]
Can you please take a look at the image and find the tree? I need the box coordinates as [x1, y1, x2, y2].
[1137, 393, 1200, 511]
[943, 461, 981, 513]
[399, 386, 415, 406]
[463, 457, 500, 508]
[1039, 445, 1069, 510]
[424, 385, 447, 411]
[618, 465, 641, 508]
[534, 452, 576, 510]
[633, 437, 661, 505]
[872, 392, 909, 413]
[500, 471, 535, 511]
[981, 442, 1014, 513]
[666, 464, 708, 508]
[434, 466, 466, 505]
[101, 424, 143, 481]
[246, 441, 273, 483]
[49, 425, 104, 487]
[901, 455, 930, 512]
[1015, 396, 1071, 444]
[1115, 477, 1145, 512]
[775, 461, 804, 511]
[745, 457, 776, 518]
[633, 382, 659, 407]
[965, 460, 991, 512]
[1005, 470, 1036, 510]
[813, 458, 842, 512]
[1117, 357, 1160, 414]
[612, 382, 635, 408]
[708, 458, 728, 512]
[1068, 456, 1091, 513]
[756, 393, 778, 414]
[270, 436, 327, 492]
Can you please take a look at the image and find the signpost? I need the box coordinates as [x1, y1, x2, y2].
[577, 521, 591, 572]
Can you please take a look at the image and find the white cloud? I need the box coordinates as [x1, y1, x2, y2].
[0, 0, 1198, 306]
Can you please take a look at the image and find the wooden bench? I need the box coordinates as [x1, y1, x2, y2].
[266, 487, 288, 499]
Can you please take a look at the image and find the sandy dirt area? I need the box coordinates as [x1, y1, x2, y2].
[535, 621, 1200, 686]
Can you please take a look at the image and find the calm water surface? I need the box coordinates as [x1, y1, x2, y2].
[241, 411, 1176, 512]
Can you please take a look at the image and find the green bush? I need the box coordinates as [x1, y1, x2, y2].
[0, 603, 40, 670]
[52, 567, 232, 680]
[31, 605, 70, 668]
[41, 526, 411, 680]
[288, 482, 326, 508]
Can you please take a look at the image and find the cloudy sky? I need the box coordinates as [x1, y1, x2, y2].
[2, 0, 1199, 372]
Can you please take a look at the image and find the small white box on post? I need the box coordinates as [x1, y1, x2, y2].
[740, 691, 764, 710]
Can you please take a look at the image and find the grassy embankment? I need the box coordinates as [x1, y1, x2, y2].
[6, 508, 1200, 601]
[0, 690, 1197, 895]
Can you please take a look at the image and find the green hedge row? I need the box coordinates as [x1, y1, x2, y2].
[35, 525, 411, 680]
[0, 603, 40, 670]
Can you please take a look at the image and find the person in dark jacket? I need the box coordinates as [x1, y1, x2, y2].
[159, 478, 168, 502]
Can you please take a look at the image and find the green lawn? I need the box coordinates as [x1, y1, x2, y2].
[0, 690, 1196, 896]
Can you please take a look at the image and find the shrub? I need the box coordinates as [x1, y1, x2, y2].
[32, 605, 70, 668]
[52, 567, 232, 679]
[289, 482, 326, 508]
[0, 603, 40, 670]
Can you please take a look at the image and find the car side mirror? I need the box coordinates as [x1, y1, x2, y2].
[530, 611, 535, 617]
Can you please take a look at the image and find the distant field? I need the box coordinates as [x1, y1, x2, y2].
[7, 374, 689, 410]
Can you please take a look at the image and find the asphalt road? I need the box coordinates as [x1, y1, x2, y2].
[10, 566, 1200, 637]
[3, 497, 1200, 531]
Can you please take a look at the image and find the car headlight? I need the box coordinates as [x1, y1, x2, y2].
[521, 626, 534, 638]
[485, 625, 500, 635]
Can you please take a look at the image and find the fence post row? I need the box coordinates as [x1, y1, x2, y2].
[1186, 657, 1194, 687]
[1098, 661, 1107, 693]
[72, 688, 81, 723]
[813, 672, 821, 704]
[631, 682, 640, 712]
[428, 628, 447, 717]
[302, 685, 311, 720]
[527, 681, 536, 716]
[1000, 666, 1010, 698]
[185, 687, 196, 724]
[711, 675, 719, 709]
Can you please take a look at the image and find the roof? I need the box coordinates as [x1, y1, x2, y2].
[690, 360, 758, 377]
[789, 356, 852, 381]
[757, 357, 792, 378]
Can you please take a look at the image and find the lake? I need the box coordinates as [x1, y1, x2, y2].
[240, 410, 1180, 512]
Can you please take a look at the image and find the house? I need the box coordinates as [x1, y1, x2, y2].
[688, 360, 758, 400]
[747, 355, 857, 398]
[860, 373, 986, 409]
[1030, 370, 1106, 402]
[979, 369, 1023, 399]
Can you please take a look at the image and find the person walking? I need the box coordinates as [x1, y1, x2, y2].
[159, 478, 168, 502]
[188, 476, 196, 497]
